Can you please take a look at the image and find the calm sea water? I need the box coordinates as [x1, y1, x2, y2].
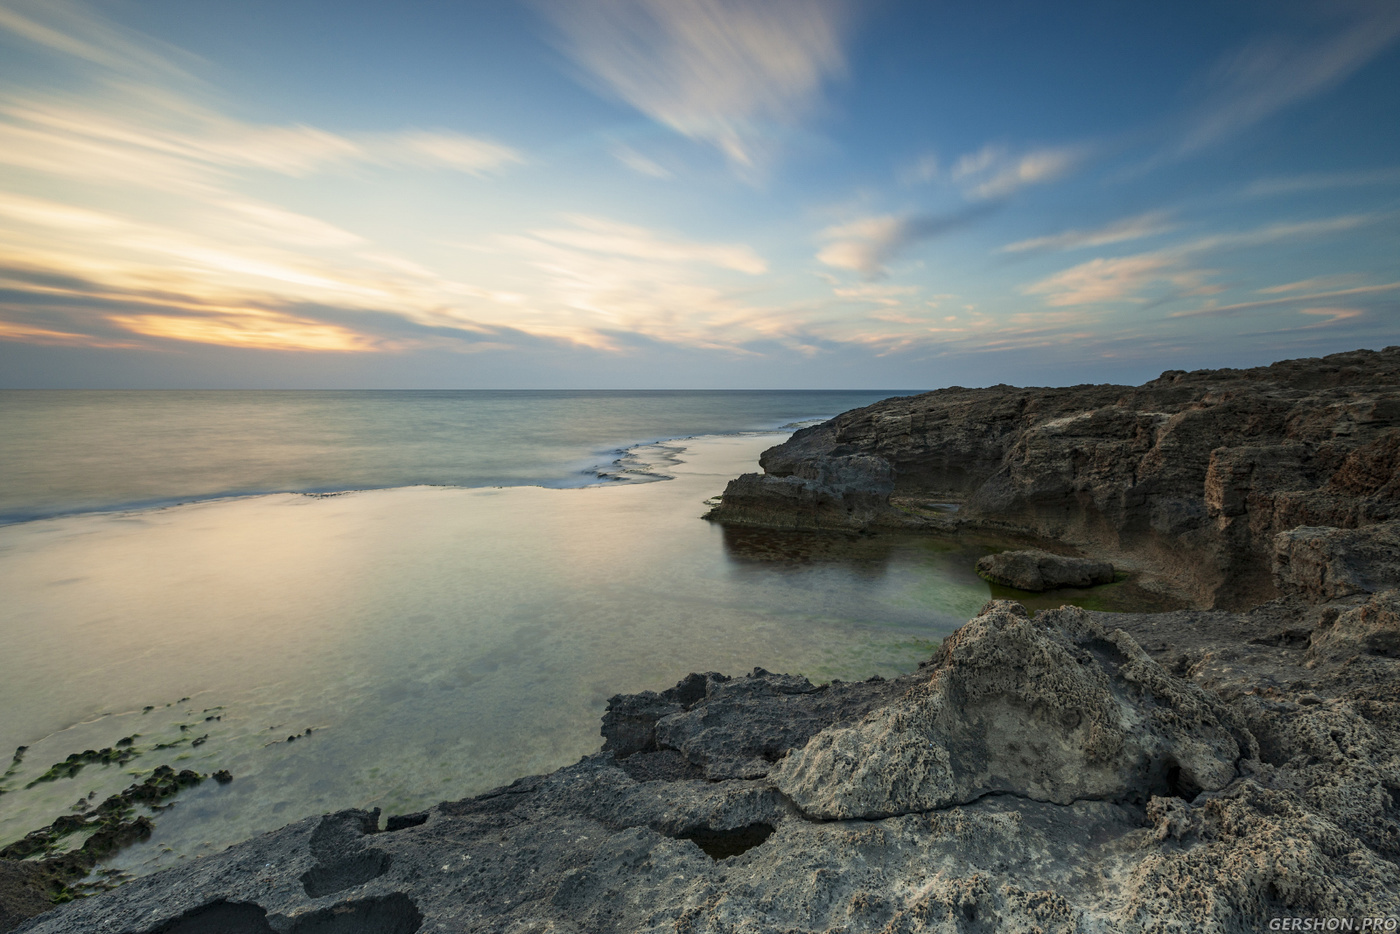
[0, 390, 906, 523]
[0, 390, 1133, 882]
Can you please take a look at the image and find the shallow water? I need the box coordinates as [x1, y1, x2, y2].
[0, 433, 1003, 878]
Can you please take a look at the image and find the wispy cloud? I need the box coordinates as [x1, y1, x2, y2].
[831, 283, 919, 306]
[499, 215, 786, 350]
[537, 0, 850, 172]
[0, 1, 544, 354]
[1024, 254, 1211, 307]
[0, 85, 523, 191]
[1001, 211, 1176, 254]
[899, 152, 940, 185]
[951, 145, 1084, 200]
[611, 144, 672, 179]
[530, 215, 766, 274]
[816, 204, 998, 278]
[0, 0, 197, 80]
[1243, 166, 1400, 198]
[1256, 275, 1363, 294]
[1024, 214, 1380, 307]
[1174, 3, 1400, 158]
[1169, 282, 1400, 319]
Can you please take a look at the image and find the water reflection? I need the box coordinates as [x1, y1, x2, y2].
[720, 526, 896, 576]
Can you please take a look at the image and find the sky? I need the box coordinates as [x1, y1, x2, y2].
[0, 0, 1397, 389]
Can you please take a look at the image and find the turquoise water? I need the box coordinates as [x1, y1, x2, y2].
[0, 390, 906, 523]
[0, 391, 1012, 881]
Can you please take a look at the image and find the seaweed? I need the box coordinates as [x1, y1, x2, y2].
[1, 764, 221, 904]
[24, 746, 139, 788]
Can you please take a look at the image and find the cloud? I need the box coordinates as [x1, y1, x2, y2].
[1243, 166, 1400, 198]
[1001, 211, 1177, 254]
[1169, 282, 1400, 319]
[1256, 275, 1363, 294]
[0, 0, 197, 81]
[831, 283, 919, 306]
[611, 144, 672, 179]
[530, 216, 766, 274]
[536, 0, 850, 171]
[816, 203, 999, 278]
[0, 4, 522, 189]
[497, 215, 797, 351]
[900, 153, 940, 185]
[952, 145, 1083, 200]
[1174, 3, 1400, 157]
[106, 308, 380, 353]
[1024, 213, 1382, 307]
[372, 131, 524, 175]
[0, 85, 523, 189]
[1023, 254, 1209, 307]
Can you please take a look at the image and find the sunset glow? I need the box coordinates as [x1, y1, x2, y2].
[0, 0, 1396, 387]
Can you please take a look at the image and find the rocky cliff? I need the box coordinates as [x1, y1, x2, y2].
[710, 347, 1400, 609]
[14, 594, 1399, 933]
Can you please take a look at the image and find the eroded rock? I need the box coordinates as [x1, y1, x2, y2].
[1273, 521, 1400, 603]
[707, 346, 1400, 609]
[1308, 590, 1400, 660]
[773, 602, 1251, 819]
[975, 549, 1114, 591]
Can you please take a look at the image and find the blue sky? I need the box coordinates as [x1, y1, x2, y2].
[0, 0, 1396, 388]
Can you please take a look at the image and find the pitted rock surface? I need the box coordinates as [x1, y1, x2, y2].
[773, 601, 1251, 819]
[1273, 520, 1400, 603]
[1307, 589, 1400, 660]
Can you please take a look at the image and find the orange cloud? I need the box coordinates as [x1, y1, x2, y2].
[107, 309, 380, 352]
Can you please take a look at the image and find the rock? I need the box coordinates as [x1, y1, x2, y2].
[0, 860, 52, 934]
[705, 453, 894, 531]
[1309, 590, 1400, 660]
[772, 602, 1250, 819]
[17, 590, 1400, 933]
[1273, 520, 1400, 602]
[707, 346, 1400, 609]
[975, 549, 1114, 591]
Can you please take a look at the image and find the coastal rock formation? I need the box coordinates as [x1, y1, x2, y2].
[1307, 589, 1400, 660]
[709, 454, 895, 531]
[773, 602, 1250, 819]
[708, 347, 1400, 609]
[1273, 520, 1400, 603]
[16, 594, 1400, 933]
[974, 548, 1114, 591]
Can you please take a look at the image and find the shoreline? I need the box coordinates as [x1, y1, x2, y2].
[0, 427, 816, 529]
[0, 432, 1002, 903]
[10, 351, 1395, 930]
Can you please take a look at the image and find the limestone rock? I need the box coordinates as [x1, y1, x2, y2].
[772, 601, 1251, 820]
[1308, 590, 1400, 660]
[707, 346, 1400, 608]
[1273, 520, 1400, 602]
[975, 549, 1114, 591]
[707, 453, 894, 531]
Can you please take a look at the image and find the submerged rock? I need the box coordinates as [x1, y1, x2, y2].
[975, 549, 1114, 591]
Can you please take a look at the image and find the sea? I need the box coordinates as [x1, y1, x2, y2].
[0, 390, 1086, 880]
